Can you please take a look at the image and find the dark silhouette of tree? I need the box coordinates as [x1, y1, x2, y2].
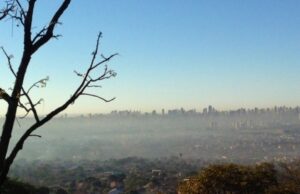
[0, 1, 14, 21]
[0, 0, 117, 186]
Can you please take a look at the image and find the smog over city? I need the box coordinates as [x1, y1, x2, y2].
[1, 0, 300, 193]
[1, 106, 300, 163]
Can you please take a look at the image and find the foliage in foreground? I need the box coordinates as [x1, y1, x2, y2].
[178, 162, 300, 194]
[2, 159, 300, 194]
[0, 178, 37, 194]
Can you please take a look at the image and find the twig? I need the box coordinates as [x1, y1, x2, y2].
[81, 93, 115, 102]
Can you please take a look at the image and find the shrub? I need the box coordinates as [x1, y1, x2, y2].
[178, 163, 277, 194]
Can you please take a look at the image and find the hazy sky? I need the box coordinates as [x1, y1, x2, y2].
[0, 0, 300, 115]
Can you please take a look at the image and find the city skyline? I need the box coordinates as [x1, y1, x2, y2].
[2, 104, 299, 118]
[0, 0, 300, 115]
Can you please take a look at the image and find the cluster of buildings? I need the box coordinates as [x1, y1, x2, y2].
[107, 105, 300, 117]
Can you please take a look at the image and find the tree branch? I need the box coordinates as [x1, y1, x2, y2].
[1, 47, 41, 122]
[0, 88, 11, 104]
[32, 0, 71, 53]
[23, 0, 36, 51]
[0, 0, 74, 184]
[81, 93, 115, 102]
[26, 77, 49, 94]
[18, 98, 43, 121]
[6, 32, 117, 168]
[15, 0, 25, 18]
[8, 0, 25, 26]
[0, 1, 14, 21]
[1, 47, 17, 76]
[29, 134, 42, 138]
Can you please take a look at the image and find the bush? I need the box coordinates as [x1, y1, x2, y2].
[178, 163, 277, 194]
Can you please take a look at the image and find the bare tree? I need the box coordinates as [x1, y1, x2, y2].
[0, 0, 14, 21]
[0, 0, 117, 185]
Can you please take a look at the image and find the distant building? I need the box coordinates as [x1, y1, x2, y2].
[208, 105, 213, 113]
[152, 110, 157, 116]
[180, 107, 185, 114]
[203, 108, 208, 115]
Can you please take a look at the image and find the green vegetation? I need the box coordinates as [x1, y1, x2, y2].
[178, 162, 300, 194]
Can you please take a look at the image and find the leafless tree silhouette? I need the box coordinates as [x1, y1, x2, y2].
[0, 0, 117, 185]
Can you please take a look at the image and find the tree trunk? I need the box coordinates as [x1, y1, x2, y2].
[0, 53, 31, 184]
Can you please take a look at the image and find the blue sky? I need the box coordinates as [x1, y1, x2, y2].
[1, 0, 300, 115]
